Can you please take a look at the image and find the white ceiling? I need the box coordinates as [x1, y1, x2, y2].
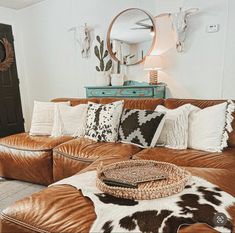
[0, 0, 45, 9]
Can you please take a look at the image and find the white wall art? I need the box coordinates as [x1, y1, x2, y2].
[69, 23, 92, 59]
[156, 8, 199, 52]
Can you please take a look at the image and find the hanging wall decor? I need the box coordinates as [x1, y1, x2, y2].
[69, 23, 92, 59]
[0, 38, 14, 72]
[156, 8, 199, 53]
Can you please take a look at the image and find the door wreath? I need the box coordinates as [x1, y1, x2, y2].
[0, 38, 14, 72]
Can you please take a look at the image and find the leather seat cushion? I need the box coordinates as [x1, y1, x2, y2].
[0, 133, 72, 151]
[1, 167, 234, 233]
[0, 133, 72, 185]
[53, 138, 141, 181]
[133, 147, 235, 170]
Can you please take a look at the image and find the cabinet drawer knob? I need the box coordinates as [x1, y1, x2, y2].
[133, 91, 136, 94]
[102, 92, 105, 94]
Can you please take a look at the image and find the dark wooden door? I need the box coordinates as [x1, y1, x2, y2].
[0, 24, 24, 137]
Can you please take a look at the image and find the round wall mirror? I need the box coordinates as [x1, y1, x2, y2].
[107, 8, 156, 66]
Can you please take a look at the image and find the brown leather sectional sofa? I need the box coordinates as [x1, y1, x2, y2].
[0, 98, 235, 233]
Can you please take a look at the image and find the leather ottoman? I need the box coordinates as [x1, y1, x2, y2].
[1, 165, 234, 233]
[0, 133, 72, 185]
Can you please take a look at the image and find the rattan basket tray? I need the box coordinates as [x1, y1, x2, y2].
[96, 160, 191, 200]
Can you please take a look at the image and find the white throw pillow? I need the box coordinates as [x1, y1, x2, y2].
[155, 104, 193, 149]
[188, 100, 235, 152]
[30, 101, 69, 136]
[85, 101, 124, 142]
[51, 104, 88, 137]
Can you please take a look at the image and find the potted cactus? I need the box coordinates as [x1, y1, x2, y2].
[94, 36, 112, 86]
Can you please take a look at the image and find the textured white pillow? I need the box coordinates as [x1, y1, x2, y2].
[85, 101, 124, 142]
[188, 101, 235, 152]
[30, 101, 69, 136]
[155, 104, 193, 149]
[51, 104, 88, 137]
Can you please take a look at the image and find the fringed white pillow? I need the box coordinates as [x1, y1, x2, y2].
[155, 104, 193, 149]
[188, 100, 235, 152]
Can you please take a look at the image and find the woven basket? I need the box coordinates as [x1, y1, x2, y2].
[96, 160, 191, 200]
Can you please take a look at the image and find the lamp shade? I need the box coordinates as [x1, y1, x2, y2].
[144, 55, 163, 70]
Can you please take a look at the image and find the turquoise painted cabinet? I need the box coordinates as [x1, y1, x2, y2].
[85, 84, 166, 99]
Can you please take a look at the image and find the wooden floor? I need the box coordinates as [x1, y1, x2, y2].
[0, 178, 45, 212]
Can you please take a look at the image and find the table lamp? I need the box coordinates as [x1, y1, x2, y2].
[144, 55, 163, 85]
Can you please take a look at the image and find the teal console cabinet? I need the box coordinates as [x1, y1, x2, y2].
[85, 84, 166, 99]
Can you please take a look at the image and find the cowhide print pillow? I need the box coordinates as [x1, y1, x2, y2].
[118, 109, 166, 148]
[84, 101, 124, 142]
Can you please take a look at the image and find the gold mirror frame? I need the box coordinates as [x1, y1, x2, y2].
[107, 8, 157, 66]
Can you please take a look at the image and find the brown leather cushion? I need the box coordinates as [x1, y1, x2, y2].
[53, 138, 141, 181]
[164, 98, 235, 147]
[99, 98, 164, 110]
[0, 133, 72, 185]
[1, 167, 234, 233]
[0, 133, 72, 151]
[52, 98, 164, 110]
[52, 98, 99, 106]
[133, 147, 235, 170]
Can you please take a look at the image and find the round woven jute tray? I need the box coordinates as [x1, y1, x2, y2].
[96, 160, 191, 200]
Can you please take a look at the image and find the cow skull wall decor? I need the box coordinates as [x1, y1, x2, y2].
[156, 8, 199, 53]
[69, 23, 92, 58]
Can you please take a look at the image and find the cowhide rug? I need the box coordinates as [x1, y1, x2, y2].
[52, 171, 235, 233]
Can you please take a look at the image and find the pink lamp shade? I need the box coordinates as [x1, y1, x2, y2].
[144, 55, 164, 71]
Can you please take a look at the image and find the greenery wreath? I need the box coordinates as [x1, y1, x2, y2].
[0, 38, 14, 72]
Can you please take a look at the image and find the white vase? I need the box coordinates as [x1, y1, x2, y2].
[111, 74, 124, 86]
[96, 72, 110, 86]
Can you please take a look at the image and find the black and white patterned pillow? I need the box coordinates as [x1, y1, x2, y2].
[84, 101, 124, 142]
[118, 109, 166, 148]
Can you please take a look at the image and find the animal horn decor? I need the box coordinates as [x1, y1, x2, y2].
[156, 8, 199, 53]
[69, 23, 92, 58]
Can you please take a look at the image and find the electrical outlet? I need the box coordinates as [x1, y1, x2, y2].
[206, 24, 220, 33]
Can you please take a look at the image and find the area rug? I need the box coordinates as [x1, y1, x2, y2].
[52, 171, 235, 233]
[0, 178, 45, 211]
